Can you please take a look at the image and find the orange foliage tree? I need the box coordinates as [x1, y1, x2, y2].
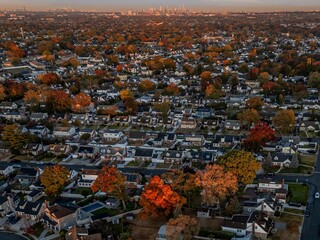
[196, 165, 238, 206]
[165, 83, 180, 96]
[237, 109, 260, 130]
[246, 96, 264, 110]
[71, 92, 91, 113]
[120, 89, 133, 101]
[91, 166, 127, 210]
[139, 176, 186, 219]
[138, 79, 156, 92]
[38, 72, 60, 85]
[24, 89, 42, 106]
[46, 90, 71, 113]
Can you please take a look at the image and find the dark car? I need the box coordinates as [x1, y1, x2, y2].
[10, 159, 21, 163]
[288, 202, 302, 207]
[305, 208, 310, 217]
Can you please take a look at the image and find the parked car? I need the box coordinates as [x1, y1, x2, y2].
[315, 192, 320, 199]
[305, 208, 310, 217]
[288, 202, 301, 207]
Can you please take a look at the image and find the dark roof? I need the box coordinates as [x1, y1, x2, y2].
[129, 131, 146, 139]
[48, 204, 75, 219]
[16, 199, 44, 216]
[134, 148, 153, 157]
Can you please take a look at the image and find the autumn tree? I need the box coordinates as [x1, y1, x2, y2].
[196, 165, 238, 206]
[102, 105, 118, 116]
[205, 84, 222, 99]
[218, 150, 260, 185]
[2, 124, 29, 154]
[165, 83, 180, 96]
[0, 84, 6, 101]
[167, 215, 199, 240]
[4, 80, 24, 99]
[38, 72, 60, 85]
[154, 102, 171, 120]
[237, 109, 260, 130]
[24, 89, 42, 106]
[162, 170, 199, 207]
[139, 176, 186, 219]
[124, 98, 138, 114]
[273, 109, 295, 135]
[40, 165, 69, 197]
[120, 89, 133, 101]
[200, 71, 212, 90]
[225, 196, 242, 216]
[308, 71, 320, 89]
[71, 92, 91, 113]
[138, 79, 156, 93]
[246, 96, 264, 110]
[244, 122, 275, 153]
[91, 166, 128, 210]
[46, 90, 71, 113]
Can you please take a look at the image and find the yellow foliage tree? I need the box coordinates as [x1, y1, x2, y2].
[40, 165, 69, 197]
[218, 150, 260, 185]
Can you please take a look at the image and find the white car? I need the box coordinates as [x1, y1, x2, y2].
[315, 192, 320, 199]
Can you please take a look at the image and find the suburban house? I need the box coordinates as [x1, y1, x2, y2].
[78, 169, 100, 188]
[180, 118, 197, 129]
[257, 179, 288, 203]
[102, 130, 124, 143]
[53, 126, 76, 138]
[15, 191, 46, 221]
[0, 196, 11, 217]
[21, 143, 45, 156]
[0, 165, 15, 177]
[15, 167, 40, 187]
[271, 153, 294, 167]
[48, 144, 72, 156]
[221, 211, 273, 240]
[163, 150, 185, 164]
[42, 204, 78, 233]
[133, 148, 154, 162]
[30, 112, 48, 122]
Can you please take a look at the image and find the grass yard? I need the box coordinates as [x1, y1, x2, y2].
[127, 161, 140, 167]
[155, 163, 171, 169]
[300, 154, 317, 167]
[275, 212, 304, 223]
[286, 183, 309, 205]
[283, 208, 305, 215]
[280, 165, 313, 174]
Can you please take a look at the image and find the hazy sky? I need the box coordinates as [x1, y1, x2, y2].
[1, 0, 319, 11]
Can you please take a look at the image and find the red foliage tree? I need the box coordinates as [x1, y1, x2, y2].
[244, 122, 275, 153]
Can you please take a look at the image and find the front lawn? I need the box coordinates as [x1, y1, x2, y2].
[280, 166, 313, 175]
[300, 154, 317, 167]
[283, 208, 304, 215]
[127, 161, 140, 167]
[286, 183, 309, 205]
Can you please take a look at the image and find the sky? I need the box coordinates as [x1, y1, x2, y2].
[0, 0, 319, 11]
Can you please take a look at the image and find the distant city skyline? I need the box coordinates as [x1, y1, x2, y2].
[0, 0, 319, 12]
